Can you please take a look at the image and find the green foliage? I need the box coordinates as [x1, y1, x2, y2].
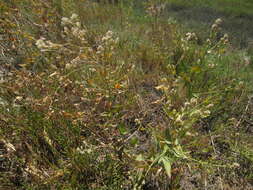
[166, 0, 253, 16]
[0, 0, 252, 189]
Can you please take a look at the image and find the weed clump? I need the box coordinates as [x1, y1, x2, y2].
[0, 1, 252, 189]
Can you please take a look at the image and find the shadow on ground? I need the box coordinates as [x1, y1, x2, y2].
[166, 4, 253, 48]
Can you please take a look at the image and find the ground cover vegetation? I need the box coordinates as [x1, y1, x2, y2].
[165, 0, 253, 49]
[167, 0, 253, 16]
[0, 0, 252, 189]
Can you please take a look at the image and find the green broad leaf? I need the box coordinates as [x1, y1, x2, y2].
[174, 138, 179, 146]
[136, 154, 145, 161]
[173, 145, 188, 159]
[164, 128, 172, 142]
[191, 66, 201, 73]
[162, 144, 169, 154]
[161, 156, 172, 178]
[130, 137, 139, 146]
[118, 123, 128, 135]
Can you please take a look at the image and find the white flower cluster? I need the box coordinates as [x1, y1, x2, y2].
[205, 52, 218, 68]
[101, 30, 114, 42]
[146, 3, 166, 17]
[76, 140, 96, 155]
[155, 77, 213, 129]
[211, 18, 223, 32]
[35, 13, 95, 70]
[185, 32, 198, 41]
[35, 13, 120, 69]
[35, 37, 61, 51]
[65, 56, 81, 69]
[96, 30, 119, 58]
[220, 33, 229, 44]
[177, 32, 198, 52]
[175, 97, 213, 126]
[61, 13, 78, 25]
[61, 13, 87, 42]
[204, 34, 229, 69]
[180, 37, 190, 51]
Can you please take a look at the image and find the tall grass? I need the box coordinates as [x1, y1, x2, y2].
[0, 0, 252, 189]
